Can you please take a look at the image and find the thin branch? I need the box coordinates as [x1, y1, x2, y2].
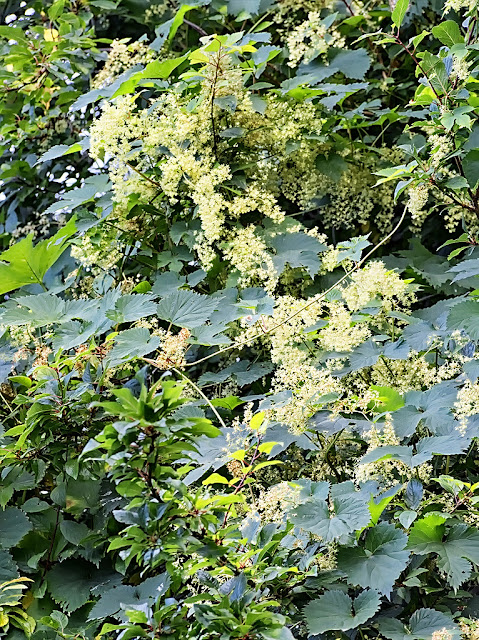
[185, 207, 408, 369]
[184, 18, 208, 37]
[142, 359, 227, 429]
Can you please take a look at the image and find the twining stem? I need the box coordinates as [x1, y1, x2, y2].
[185, 206, 408, 369]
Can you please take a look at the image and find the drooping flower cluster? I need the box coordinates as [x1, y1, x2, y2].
[92, 39, 157, 89]
[88, 47, 332, 275]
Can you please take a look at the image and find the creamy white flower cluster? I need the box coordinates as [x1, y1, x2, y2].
[88, 50, 329, 276]
[92, 39, 157, 89]
[286, 12, 345, 68]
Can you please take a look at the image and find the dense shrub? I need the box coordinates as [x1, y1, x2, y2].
[1, 0, 479, 638]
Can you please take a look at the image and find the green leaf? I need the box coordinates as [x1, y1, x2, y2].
[378, 608, 460, 640]
[269, 233, 326, 277]
[448, 258, 479, 283]
[391, 0, 409, 28]
[337, 523, 410, 596]
[0, 551, 19, 582]
[227, 0, 261, 16]
[156, 290, 221, 328]
[48, 0, 66, 20]
[292, 491, 370, 542]
[369, 386, 404, 412]
[111, 56, 187, 98]
[219, 127, 246, 138]
[463, 150, 479, 189]
[89, 574, 170, 621]
[60, 521, 90, 545]
[106, 294, 157, 324]
[0, 26, 28, 43]
[47, 560, 96, 612]
[408, 516, 479, 588]
[315, 153, 348, 181]
[304, 589, 381, 634]
[447, 300, 479, 339]
[36, 142, 82, 165]
[0, 217, 76, 295]
[431, 21, 462, 47]
[0, 508, 32, 548]
[106, 328, 161, 367]
[329, 48, 372, 80]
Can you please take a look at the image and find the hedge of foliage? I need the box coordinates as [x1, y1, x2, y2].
[1, 0, 479, 638]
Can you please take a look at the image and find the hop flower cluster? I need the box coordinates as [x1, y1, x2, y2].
[253, 481, 300, 524]
[92, 39, 157, 89]
[151, 328, 191, 370]
[355, 417, 432, 487]
[286, 12, 345, 68]
[341, 261, 413, 312]
[454, 380, 479, 435]
[318, 149, 402, 232]
[407, 183, 430, 223]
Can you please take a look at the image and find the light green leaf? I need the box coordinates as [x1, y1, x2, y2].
[369, 386, 404, 412]
[0, 217, 76, 295]
[408, 516, 479, 588]
[431, 21, 462, 47]
[36, 142, 82, 165]
[391, 0, 409, 28]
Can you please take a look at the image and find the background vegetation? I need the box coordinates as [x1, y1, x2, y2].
[1, 0, 479, 638]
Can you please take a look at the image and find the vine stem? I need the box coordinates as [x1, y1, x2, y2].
[394, 35, 442, 103]
[142, 359, 227, 429]
[185, 206, 408, 369]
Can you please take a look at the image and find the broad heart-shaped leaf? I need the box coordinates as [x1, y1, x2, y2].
[47, 560, 97, 612]
[156, 290, 221, 329]
[269, 233, 326, 277]
[408, 515, 479, 589]
[0, 508, 32, 548]
[0, 216, 76, 295]
[292, 491, 370, 542]
[337, 523, 409, 596]
[304, 589, 381, 633]
[378, 608, 460, 640]
[447, 300, 479, 339]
